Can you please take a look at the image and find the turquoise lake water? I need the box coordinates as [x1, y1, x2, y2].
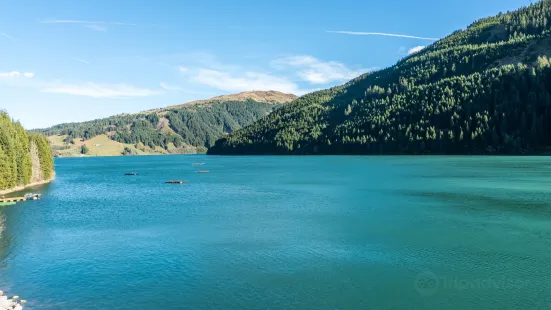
[1, 156, 551, 309]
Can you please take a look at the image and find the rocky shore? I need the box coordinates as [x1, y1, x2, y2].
[0, 291, 25, 310]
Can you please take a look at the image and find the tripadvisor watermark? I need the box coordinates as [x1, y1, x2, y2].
[414, 271, 530, 296]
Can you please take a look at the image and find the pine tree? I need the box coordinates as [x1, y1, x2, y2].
[0, 112, 54, 190]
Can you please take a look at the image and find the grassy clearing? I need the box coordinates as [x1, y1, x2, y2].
[48, 134, 199, 157]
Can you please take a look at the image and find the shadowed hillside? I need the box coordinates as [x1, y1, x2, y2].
[209, 0, 551, 155]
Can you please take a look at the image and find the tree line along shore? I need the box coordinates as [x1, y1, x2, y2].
[0, 111, 54, 194]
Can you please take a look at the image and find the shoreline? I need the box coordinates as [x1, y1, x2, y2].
[54, 153, 206, 159]
[0, 175, 55, 196]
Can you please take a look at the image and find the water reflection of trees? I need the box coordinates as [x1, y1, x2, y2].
[0, 213, 4, 233]
[0, 212, 14, 267]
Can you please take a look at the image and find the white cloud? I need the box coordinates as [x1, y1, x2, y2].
[42, 20, 136, 26]
[160, 82, 184, 91]
[0, 32, 14, 40]
[165, 52, 361, 96]
[72, 57, 91, 65]
[0, 70, 159, 98]
[0, 71, 34, 78]
[41, 83, 158, 98]
[328, 30, 438, 41]
[164, 51, 240, 72]
[159, 82, 214, 95]
[408, 46, 426, 55]
[85, 24, 107, 32]
[192, 69, 302, 94]
[272, 55, 365, 84]
[0, 71, 21, 78]
[42, 19, 135, 32]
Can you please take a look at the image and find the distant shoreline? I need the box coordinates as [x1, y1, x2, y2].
[0, 175, 55, 196]
[54, 153, 206, 159]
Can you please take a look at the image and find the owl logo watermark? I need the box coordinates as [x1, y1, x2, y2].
[413, 271, 531, 297]
[414, 271, 439, 296]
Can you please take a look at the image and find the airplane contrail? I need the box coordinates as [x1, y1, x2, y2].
[328, 30, 438, 41]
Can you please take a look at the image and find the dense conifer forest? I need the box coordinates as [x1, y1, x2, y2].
[0, 111, 54, 191]
[37, 99, 285, 153]
[209, 0, 551, 155]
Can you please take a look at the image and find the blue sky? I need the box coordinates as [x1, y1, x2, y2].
[0, 0, 531, 129]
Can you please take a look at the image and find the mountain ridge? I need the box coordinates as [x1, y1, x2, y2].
[164, 90, 297, 109]
[37, 90, 295, 157]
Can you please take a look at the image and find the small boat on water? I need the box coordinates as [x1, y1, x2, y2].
[165, 180, 187, 184]
[197, 170, 210, 173]
[192, 163, 205, 166]
[24, 193, 41, 201]
[125, 172, 139, 176]
[0, 201, 16, 207]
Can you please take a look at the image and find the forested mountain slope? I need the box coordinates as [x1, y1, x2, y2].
[37, 91, 296, 156]
[209, 0, 551, 155]
[0, 112, 54, 192]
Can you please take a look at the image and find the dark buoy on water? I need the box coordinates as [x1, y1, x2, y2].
[165, 180, 187, 184]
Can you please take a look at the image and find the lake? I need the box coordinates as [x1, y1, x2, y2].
[0, 156, 550, 309]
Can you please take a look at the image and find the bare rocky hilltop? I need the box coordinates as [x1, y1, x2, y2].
[145, 90, 298, 112]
